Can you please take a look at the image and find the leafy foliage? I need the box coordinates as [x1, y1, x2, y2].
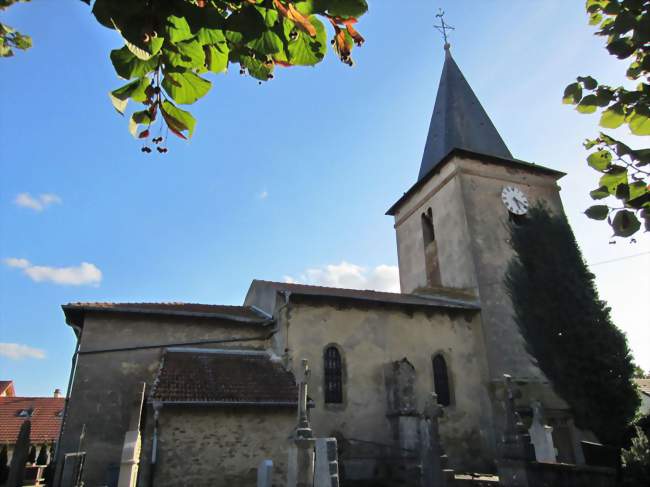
[564, 0, 649, 238]
[505, 205, 639, 446]
[0, 0, 32, 57]
[82, 0, 368, 150]
[621, 426, 650, 487]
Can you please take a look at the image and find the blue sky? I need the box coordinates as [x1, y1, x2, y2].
[1, 0, 648, 396]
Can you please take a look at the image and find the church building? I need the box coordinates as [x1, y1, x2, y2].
[54, 44, 593, 486]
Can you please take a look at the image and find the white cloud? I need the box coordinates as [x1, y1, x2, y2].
[4, 257, 30, 269]
[14, 192, 62, 212]
[258, 190, 269, 200]
[284, 261, 400, 293]
[0, 343, 46, 360]
[3, 258, 102, 286]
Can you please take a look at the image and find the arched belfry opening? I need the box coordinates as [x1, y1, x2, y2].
[421, 208, 441, 286]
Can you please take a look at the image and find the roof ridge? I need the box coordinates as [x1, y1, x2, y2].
[254, 279, 405, 295]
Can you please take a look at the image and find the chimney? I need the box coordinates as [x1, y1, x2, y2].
[53, 388, 61, 398]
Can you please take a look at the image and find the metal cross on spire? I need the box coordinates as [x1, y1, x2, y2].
[434, 9, 455, 50]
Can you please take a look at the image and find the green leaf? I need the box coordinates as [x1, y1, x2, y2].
[590, 186, 611, 200]
[599, 103, 625, 128]
[128, 109, 152, 138]
[606, 38, 635, 59]
[615, 183, 630, 201]
[563, 83, 582, 104]
[196, 27, 227, 46]
[225, 6, 266, 45]
[587, 150, 612, 171]
[240, 54, 273, 81]
[165, 15, 194, 43]
[611, 210, 641, 237]
[578, 76, 598, 90]
[628, 108, 650, 135]
[161, 100, 196, 138]
[585, 205, 610, 220]
[628, 181, 648, 202]
[313, 0, 368, 18]
[163, 39, 205, 68]
[576, 94, 598, 114]
[599, 166, 628, 192]
[110, 46, 158, 80]
[284, 16, 327, 65]
[108, 78, 149, 114]
[589, 12, 602, 25]
[205, 44, 228, 73]
[162, 71, 211, 104]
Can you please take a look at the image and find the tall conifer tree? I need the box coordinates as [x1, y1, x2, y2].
[505, 205, 639, 446]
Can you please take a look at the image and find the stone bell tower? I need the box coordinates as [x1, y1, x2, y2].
[386, 44, 585, 462]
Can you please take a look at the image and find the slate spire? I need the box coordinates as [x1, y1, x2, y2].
[418, 45, 513, 181]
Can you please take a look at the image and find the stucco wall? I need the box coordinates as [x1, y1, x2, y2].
[280, 300, 495, 472]
[392, 154, 568, 388]
[57, 313, 271, 487]
[457, 157, 565, 384]
[395, 159, 478, 294]
[155, 407, 294, 487]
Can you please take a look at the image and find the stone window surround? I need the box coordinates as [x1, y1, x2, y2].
[322, 343, 347, 411]
[431, 350, 455, 408]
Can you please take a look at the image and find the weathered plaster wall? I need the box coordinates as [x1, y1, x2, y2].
[57, 313, 270, 487]
[395, 159, 478, 294]
[392, 154, 569, 389]
[457, 156, 565, 384]
[282, 301, 495, 472]
[155, 407, 294, 487]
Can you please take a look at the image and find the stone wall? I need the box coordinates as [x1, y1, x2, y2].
[56, 312, 271, 487]
[277, 300, 495, 472]
[155, 407, 294, 487]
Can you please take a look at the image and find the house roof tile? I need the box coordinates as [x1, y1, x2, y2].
[150, 348, 298, 406]
[0, 397, 64, 443]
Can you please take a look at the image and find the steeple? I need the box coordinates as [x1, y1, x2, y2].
[418, 46, 513, 181]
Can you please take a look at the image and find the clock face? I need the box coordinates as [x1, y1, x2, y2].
[501, 186, 529, 215]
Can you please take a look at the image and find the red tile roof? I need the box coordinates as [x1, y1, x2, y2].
[150, 348, 299, 406]
[0, 381, 15, 397]
[0, 397, 64, 443]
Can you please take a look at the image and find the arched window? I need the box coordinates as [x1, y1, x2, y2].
[324, 346, 343, 404]
[432, 354, 451, 406]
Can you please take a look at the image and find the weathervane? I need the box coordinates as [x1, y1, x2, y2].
[434, 9, 454, 50]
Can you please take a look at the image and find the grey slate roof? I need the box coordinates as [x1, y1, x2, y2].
[418, 46, 513, 181]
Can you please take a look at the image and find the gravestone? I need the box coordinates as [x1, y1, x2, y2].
[420, 393, 453, 487]
[528, 401, 555, 463]
[384, 359, 420, 453]
[117, 382, 146, 487]
[257, 459, 273, 487]
[314, 438, 339, 487]
[497, 375, 535, 487]
[288, 359, 316, 487]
